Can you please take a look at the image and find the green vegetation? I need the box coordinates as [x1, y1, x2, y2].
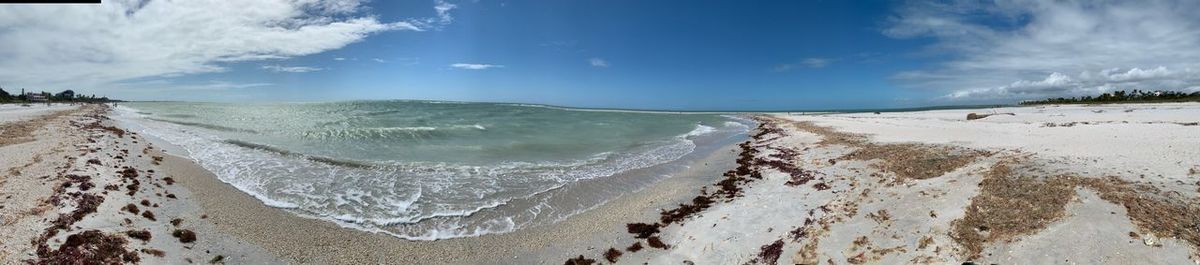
[0, 85, 117, 104]
[1021, 90, 1200, 105]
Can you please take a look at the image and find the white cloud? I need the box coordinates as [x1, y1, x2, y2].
[372, 58, 387, 63]
[886, 0, 1200, 101]
[947, 67, 1200, 99]
[0, 0, 452, 93]
[801, 58, 831, 68]
[409, 0, 457, 30]
[334, 57, 347, 61]
[434, 0, 458, 23]
[113, 79, 273, 92]
[588, 58, 609, 67]
[450, 63, 503, 70]
[772, 57, 832, 72]
[261, 65, 324, 73]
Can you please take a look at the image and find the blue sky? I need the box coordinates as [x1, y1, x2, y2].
[3, 0, 1200, 110]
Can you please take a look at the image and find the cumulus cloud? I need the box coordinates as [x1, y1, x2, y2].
[588, 58, 609, 67]
[450, 63, 503, 70]
[261, 65, 324, 73]
[886, 0, 1200, 101]
[0, 0, 451, 92]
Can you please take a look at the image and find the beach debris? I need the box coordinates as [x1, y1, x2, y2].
[141, 210, 157, 221]
[172, 229, 197, 243]
[751, 239, 784, 265]
[1078, 176, 1200, 252]
[141, 248, 166, 257]
[647, 236, 669, 249]
[603, 248, 622, 263]
[50, 193, 104, 231]
[36, 230, 140, 264]
[917, 236, 934, 249]
[563, 255, 596, 265]
[950, 160, 1076, 259]
[659, 195, 715, 225]
[626, 223, 660, 238]
[845, 252, 868, 264]
[841, 143, 986, 182]
[626, 242, 643, 252]
[171, 218, 184, 227]
[1143, 236, 1158, 246]
[812, 182, 831, 191]
[866, 209, 891, 223]
[209, 255, 225, 264]
[965, 112, 1014, 120]
[122, 203, 140, 214]
[125, 230, 152, 241]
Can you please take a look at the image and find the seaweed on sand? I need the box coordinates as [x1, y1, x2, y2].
[50, 193, 104, 230]
[646, 236, 669, 249]
[841, 143, 986, 182]
[125, 230, 152, 241]
[626, 242, 644, 252]
[751, 240, 785, 265]
[659, 195, 715, 225]
[35, 230, 140, 264]
[626, 223, 660, 238]
[563, 255, 596, 265]
[950, 161, 1076, 259]
[172, 229, 197, 243]
[122, 203, 140, 214]
[1078, 176, 1200, 252]
[141, 248, 166, 257]
[141, 210, 157, 221]
[603, 248, 622, 263]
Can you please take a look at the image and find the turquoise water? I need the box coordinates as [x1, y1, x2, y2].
[116, 101, 749, 239]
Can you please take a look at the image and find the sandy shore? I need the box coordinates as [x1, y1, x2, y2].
[1, 103, 743, 264]
[3, 102, 1198, 264]
[560, 102, 1200, 264]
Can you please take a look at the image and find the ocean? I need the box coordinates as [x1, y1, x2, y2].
[114, 100, 751, 240]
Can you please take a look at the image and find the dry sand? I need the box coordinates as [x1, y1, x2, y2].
[566, 103, 1199, 264]
[3, 102, 1198, 264]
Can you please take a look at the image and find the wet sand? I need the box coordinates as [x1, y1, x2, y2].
[160, 135, 740, 264]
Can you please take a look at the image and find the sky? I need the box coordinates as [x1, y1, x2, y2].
[2, 0, 1200, 110]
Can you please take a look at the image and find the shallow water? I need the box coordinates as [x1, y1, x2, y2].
[116, 100, 750, 240]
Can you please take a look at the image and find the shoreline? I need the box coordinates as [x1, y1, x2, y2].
[148, 119, 745, 264]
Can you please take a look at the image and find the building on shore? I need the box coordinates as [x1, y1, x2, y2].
[25, 92, 49, 102]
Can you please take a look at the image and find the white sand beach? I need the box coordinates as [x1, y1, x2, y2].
[2, 102, 1198, 264]
[566, 102, 1200, 264]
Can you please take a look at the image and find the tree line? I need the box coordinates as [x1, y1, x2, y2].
[1021, 90, 1200, 105]
[0, 85, 117, 103]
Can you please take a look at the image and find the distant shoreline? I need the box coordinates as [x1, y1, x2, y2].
[117, 99, 1015, 115]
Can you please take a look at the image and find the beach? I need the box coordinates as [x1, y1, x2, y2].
[2, 102, 1199, 264]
